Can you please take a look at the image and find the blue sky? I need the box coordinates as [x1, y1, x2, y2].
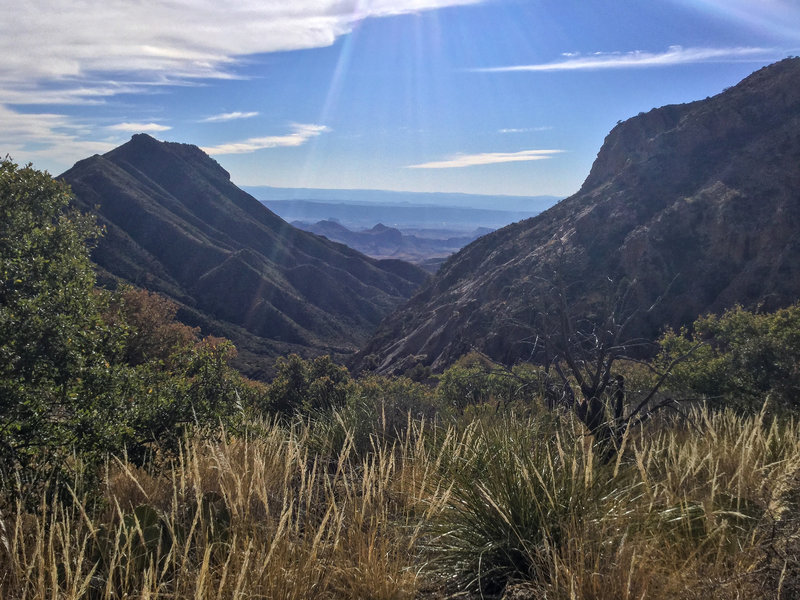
[2, 0, 799, 199]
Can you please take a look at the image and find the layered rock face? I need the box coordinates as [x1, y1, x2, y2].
[355, 58, 800, 374]
[61, 135, 428, 378]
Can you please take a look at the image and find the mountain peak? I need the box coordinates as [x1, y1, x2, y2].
[105, 133, 233, 184]
[61, 137, 428, 378]
[129, 132, 159, 143]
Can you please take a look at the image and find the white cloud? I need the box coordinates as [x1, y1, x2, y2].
[0, 104, 116, 171]
[498, 127, 552, 134]
[201, 111, 260, 123]
[107, 122, 171, 133]
[1, 1, 483, 170]
[202, 123, 330, 155]
[0, 0, 485, 105]
[0, 84, 147, 106]
[407, 149, 564, 169]
[476, 46, 773, 72]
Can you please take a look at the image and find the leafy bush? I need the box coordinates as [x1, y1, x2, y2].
[658, 303, 800, 413]
[265, 353, 352, 415]
[0, 160, 256, 499]
[436, 352, 544, 412]
[307, 373, 438, 456]
[104, 287, 199, 367]
[0, 158, 114, 495]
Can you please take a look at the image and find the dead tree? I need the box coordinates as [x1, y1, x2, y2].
[520, 267, 699, 461]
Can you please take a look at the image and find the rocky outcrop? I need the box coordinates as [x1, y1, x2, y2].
[354, 58, 800, 374]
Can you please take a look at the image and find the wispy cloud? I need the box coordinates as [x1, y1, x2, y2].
[1, 0, 485, 106]
[201, 111, 260, 123]
[202, 123, 330, 155]
[0, 105, 116, 169]
[477, 45, 772, 72]
[407, 149, 564, 169]
[0, 84, 147, 106]
[498, 126, 553, 134]
[107, 122, 171, 133]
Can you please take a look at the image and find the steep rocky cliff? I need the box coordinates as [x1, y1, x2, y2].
[355, 58, 800, 374]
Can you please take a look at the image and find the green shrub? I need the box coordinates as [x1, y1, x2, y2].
[303, 373, 437, 459]
[436, 352, 544, 412]
[0, 160, 254, 499]
[658, 303, 800, 413]
[265, 354, 352, 415]
[0, 158, 115, 497]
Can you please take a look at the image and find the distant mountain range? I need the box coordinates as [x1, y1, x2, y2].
[258, 199, 542, 231]
[293, 220, 492, 271]
[355, 58, 800, 374]
[244, 185, 560, 212]
[60, 135, 428, 379]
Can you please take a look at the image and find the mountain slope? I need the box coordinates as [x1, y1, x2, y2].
[355, 58, 800, 374]
[60, 134, 428, 377]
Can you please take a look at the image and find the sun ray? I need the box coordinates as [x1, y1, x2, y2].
[668, 0, 800, 44]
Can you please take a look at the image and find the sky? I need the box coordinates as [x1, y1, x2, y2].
[2, 0, 800, 199]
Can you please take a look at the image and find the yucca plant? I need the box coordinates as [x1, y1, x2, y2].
[425, 412, 603, 594]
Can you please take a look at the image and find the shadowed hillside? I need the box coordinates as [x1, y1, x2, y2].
[61, 135, 428, 378]
[355, 58, 800, 374]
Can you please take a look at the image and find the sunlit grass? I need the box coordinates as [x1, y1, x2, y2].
[1, 407, 798, 599]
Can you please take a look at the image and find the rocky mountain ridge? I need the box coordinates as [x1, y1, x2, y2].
[61, 135, 428, 378]
[354, 58, 800, 374]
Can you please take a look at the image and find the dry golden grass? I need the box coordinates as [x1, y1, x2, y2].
[0, 407, 798, 599]
[0, 420, 451, 600]
[538, 408, 800, 600]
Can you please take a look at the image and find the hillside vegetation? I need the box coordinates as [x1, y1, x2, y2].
[2, 157, 800, 598]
